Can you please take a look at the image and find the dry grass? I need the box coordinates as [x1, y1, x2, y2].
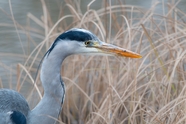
[1, 0, 186, 124]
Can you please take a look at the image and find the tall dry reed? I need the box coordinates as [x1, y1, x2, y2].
[1, 0, 186, 124]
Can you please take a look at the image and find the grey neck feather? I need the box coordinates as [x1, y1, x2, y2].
[28, 41, 67, 124]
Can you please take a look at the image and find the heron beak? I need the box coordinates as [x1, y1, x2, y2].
[93, 42, 142, 58]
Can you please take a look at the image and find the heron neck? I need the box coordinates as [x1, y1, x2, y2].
[28, 50, 66, 124]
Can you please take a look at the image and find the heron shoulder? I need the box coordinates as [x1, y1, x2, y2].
[8, 110, 26, 124]
[0, 89, 30, 116]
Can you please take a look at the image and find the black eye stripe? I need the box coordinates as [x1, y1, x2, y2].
[58, 30, 95, 42]
[47, 28, 99, 56]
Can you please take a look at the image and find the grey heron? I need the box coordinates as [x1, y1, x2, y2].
[0, 28, 141, 124]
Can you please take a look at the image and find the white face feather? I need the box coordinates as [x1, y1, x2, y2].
[48, 28, 114, 56]
[51, 39, 110, 56]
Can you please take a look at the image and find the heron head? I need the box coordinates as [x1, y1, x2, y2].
[47, 28, 142, 58]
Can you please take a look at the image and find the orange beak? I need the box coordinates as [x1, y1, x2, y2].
[94, 42, 142, 58]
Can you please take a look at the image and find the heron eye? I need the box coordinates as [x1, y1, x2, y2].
[85, 41, 91, 45]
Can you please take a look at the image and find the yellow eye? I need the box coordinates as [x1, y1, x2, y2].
[85, 41, 91, 45]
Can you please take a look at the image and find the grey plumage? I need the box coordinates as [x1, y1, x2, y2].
[0, 89, 30, 115]
[0, 89, 29, 124]
[0, 28, 141, 124]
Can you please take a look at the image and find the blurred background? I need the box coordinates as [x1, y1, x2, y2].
[1, 0, 186, 88]
[1, 0, 186, 124]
